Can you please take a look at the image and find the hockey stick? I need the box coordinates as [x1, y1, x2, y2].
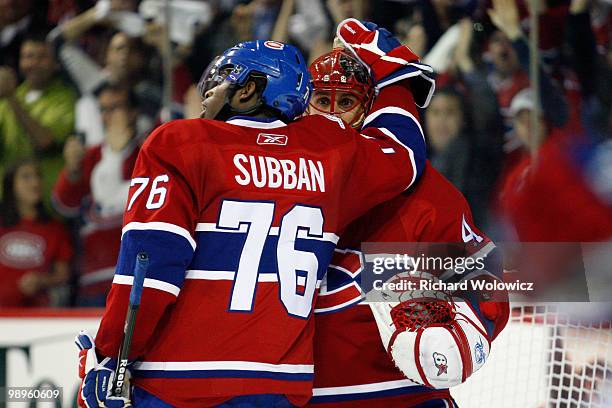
[112, 251, 149, 398]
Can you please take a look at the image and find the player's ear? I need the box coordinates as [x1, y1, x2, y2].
[230, 80, 260, 111]
[237, 80, 258, 103]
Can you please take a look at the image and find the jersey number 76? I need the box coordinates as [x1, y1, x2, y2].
[218, 200, 325, 319]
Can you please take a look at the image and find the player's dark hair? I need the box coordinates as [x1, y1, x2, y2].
[249, 73, 285, 120]
[222, 72, 287, 121]
[1, 158, 50, 228]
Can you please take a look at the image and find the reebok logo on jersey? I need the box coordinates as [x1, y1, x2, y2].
[257, 133, 288, 146]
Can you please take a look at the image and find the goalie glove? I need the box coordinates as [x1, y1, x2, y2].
[336, 18, 435, 108]
[369, 296, 491, 389]
[76, 331, 132, 408]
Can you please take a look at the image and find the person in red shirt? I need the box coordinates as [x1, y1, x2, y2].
[53, 83, 142, 306]
[0, 158, 73, 307]
[306, 48, 509, 407]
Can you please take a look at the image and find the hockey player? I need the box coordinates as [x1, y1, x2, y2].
[305, 44, 509, 407]
[76, 20, 436, 408]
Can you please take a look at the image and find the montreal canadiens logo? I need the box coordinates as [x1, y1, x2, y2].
[0, 231, 45, 269]
[264, 41, 284, 50]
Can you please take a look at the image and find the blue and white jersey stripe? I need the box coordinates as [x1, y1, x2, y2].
[114, 222, 196, 296]
[310, 379, 432, 403]
[189, 223, 337, 281]
[132, 360, 313, 381]
[363, 106, 426, 189]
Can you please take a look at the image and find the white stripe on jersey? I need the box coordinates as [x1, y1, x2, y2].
[225, 118, 287, 129]
[195, 223, 249, 233]
[113, 275, 181, 296]
[312, 379, 420, 396]
[195, 223, 339, 243]
[186, 270, 277, 282]
[313, 295, 362, 314]
[318, 280, 362, 297]
[378, 127, 417, 190]
[363, 106, 425, 142]
[296, 229, 339, 243]
[133, 360, 314, 374]
[185, 270, 318, 287]
[122, 221, 197, 250]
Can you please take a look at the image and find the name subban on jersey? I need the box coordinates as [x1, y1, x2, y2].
[233, 153, 326, 192]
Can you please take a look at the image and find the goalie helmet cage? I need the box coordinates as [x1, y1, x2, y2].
[452, 303, 612, 408]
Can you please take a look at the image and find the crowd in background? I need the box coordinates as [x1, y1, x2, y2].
[0, 0, 610, 308]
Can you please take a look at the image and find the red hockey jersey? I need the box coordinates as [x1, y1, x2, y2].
[94, 84, 427, 407]
[310, 163, 509, 407]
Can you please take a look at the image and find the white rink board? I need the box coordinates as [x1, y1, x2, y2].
[0, 313, 102, 407]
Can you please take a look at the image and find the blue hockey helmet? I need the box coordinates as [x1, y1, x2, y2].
[198, 41, 313, 122]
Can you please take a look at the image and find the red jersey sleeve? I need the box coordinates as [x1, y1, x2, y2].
[95, 122, 201, 359]
[339, 84, 426, 227]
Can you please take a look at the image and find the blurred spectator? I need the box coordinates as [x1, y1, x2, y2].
[426, 88, 470, 179]
[0, 0, 37, 70]
[425, 86, 501, 229]
[48, 4, 159, 145]
[465, 0, 612, 244]
[250, 0, 282, 40]
[420, 0, 479, 50]
[52, 84, 143, 306]
[187, 0, 283, 81]
[495, 88, 546, 212]
[75, 32, 155, 145]
[486, 0, 571, 229]
[566, 0, 611, 140]
[425, 18, 504, 229]
[140, 18, 195, 120]
[508, 88, 547, 147]
[498, 118, 612, 243]
[484, 29, 530, 122]
[487, 0, 568, 130]
[0, 158, 72, 307]
[46, 0, 79, 26]
[0, 30, 77, 204]
[395, 17, 427, 57]
[269, 0, 331, 63]
[370, 0, 477, 54]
